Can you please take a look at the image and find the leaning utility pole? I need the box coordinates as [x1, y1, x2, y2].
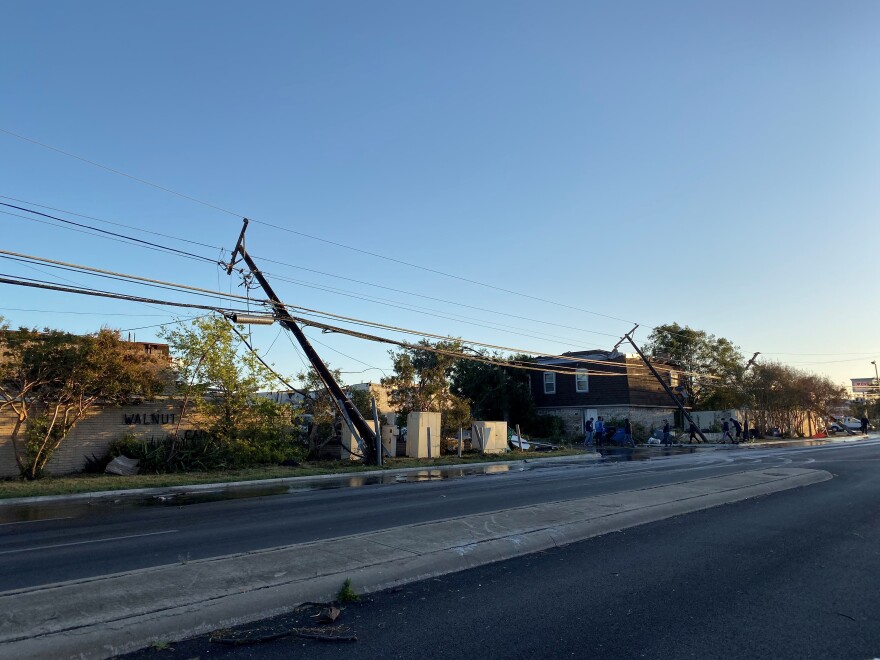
[226, 219, 378, 462]
[615, 325, 709, 444]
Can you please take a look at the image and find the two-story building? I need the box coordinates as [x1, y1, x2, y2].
[530, 350, 680, 437]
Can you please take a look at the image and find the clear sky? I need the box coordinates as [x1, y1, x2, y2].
[1, 0, 878, 390]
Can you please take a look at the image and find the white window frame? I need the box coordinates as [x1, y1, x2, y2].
[543, 372, 556, 394]
[575, 369, 589, 393]
[668, 370, 680, 387]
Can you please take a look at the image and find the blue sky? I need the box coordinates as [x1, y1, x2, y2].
[1, 0, 878, 389]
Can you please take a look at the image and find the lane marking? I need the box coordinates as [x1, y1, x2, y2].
[0, 516, 73, 527]
[0, 529, 178, 555]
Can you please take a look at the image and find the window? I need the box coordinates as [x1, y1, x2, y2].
[668, 370, 680, 387]
[575, 369, 589, 393]
[543, 372, 556, 394]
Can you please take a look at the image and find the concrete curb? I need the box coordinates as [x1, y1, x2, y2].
[0, 452, 601, 506]
[0, 467, 831, 659]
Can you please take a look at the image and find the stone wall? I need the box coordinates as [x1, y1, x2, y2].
[0, 400, 196, 478]
[537, 406, 678, 438]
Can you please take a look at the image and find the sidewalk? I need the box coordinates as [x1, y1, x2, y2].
[0, 466, 830, 659]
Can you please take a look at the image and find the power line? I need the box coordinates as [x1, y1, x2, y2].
[0, 247, 645, 372]
[3, 197, 620, 343]
[0, 249, 263, 307]
[304, 328, 388, 377]
[0, 202, 219, 265]
[0, 195, 224, 252]
[0, 128, 241, 218]
[226, 319, 307, 395]
[0, 307, 172, 317]
[0, 273, 253, 314]
[0, 130, 643, 327]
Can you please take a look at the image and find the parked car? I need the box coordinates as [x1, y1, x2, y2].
[827, 417, 873, 433]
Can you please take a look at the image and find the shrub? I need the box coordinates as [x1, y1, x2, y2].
[527, 415, 567, 441]
[110, 432, 306, 473]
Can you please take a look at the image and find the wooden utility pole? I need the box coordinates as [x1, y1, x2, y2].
[226, 219, 378, 462]
[617, 326, 709, 444]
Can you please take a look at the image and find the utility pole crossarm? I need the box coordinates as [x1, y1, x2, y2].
[227, 219, 378, 461]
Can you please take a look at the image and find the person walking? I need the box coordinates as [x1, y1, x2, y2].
[721, 419, 733, 443]
[662, 420, 671, 446]
[730, 417, 743, 444]
[623, 418, 634, 447]
[861, 416, 869, 435]
[689, 421, 699, 444]
[595, 417, 606, 447]
[584, 417, 594, 446]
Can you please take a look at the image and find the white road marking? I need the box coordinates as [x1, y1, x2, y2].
[0, 529, 178, 555]
[0, 516, 73, 527]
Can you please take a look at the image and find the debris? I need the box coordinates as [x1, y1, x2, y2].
[313, 606, 340, 624]
[210, 626, 357, 646]
[105, 455, 139, 476]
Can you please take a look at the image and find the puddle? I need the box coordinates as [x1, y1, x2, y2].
[0, 463, 519, 522]
[597, 446, 699, 462]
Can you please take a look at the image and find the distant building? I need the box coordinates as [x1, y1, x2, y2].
[529, 350, 680, 435]
[851, 377, 879, 401]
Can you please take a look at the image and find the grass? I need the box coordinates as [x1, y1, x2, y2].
[337, 578, 359, 603]
[0, 448, 587, 500]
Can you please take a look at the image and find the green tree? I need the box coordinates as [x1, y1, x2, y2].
[161, 316, 290, 440]
[450, 352, 535, 427]
[0, 325, 168, 479]
[644, 323, 746, 410]
[382, 340, 471, 438]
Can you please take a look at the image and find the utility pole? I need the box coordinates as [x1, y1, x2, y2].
[618, 326, 709, 444]
[226, 219, 378, 462]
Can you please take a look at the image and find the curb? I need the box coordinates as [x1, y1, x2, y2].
[0, 452, 601, 506]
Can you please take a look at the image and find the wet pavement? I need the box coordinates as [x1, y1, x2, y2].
[1, 436, 869, 524]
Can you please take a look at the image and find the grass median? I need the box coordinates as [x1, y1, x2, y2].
[0, 448, 587, 500]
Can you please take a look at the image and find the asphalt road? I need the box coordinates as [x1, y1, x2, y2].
[0, 444, 832, 590]
[126, 439, 880, 660]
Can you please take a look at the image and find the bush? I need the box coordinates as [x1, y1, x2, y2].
[527, 415, 567, 442]
[110, 432, 306, 474]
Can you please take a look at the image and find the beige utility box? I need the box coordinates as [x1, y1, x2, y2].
[340, 424, 363, 461]
[472, 421, 508, 454]
[381, 413, 399, 458]
[381, 424, 398, 458]
[406, 411, 441, 458]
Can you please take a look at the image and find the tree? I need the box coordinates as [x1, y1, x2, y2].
[644, 323, 746, 410]
[0, 325, 168, 479]
[161, 316, 290, 440]
[382, 340, 471, 437]
[296, 363, 347, 459]
[450, 352, 535, 428]
[743, 362, 844, 437]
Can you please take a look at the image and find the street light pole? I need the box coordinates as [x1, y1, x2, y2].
[872, 360, 879, 401]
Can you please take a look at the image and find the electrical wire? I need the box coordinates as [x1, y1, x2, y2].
[0, 273, 254, 314]
[0, 247, 660, 373]
[226, 319, 307, 395]
[0, 130, 651, 330]
[0, 195, 618, 341]
[0, 194, 224, 252]
[0, 202, 218, 265]
[304, 328, 388, 377]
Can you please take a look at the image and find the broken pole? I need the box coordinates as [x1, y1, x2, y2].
[623, 329, 709, 445]
[227, 219, 378, 462]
